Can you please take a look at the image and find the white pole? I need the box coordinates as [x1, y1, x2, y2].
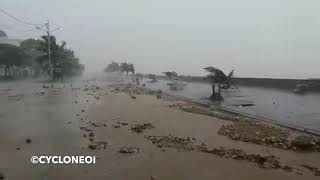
[36, 20, 62, 80]
[46, 20, 52, 79]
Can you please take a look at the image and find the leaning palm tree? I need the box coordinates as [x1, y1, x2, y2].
[204, 66, 235, 100]
[221, 70, 237, 89]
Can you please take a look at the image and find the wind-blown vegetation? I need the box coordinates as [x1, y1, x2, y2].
[204, 66, 235, 100]
[0, 44, 27, 78]
[0, 36, 84, 80]
[163, 71, 186, 90]
[36, 36, 84, 77]
[104, 62, 135, 76]
[162, 71, 178, 80]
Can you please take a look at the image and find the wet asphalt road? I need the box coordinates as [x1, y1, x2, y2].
[0, 80, 81, 179]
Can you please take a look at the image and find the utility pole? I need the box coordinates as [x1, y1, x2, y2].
[45, 20, 52, 78]
[36, 20, 62, 80]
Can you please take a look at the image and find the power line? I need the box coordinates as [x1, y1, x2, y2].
[0, 24, 39, 33]
[0, 8, 40, 26]
[0, 8, 63, 81]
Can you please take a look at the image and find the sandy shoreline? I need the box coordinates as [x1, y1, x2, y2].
[0, 79, 320, 179]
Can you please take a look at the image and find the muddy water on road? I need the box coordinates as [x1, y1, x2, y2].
[0, 81, 82, 179]
[1, 79, 320, 180]
[80, 91, 320, 180]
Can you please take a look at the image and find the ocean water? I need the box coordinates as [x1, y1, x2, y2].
[145, 79, 320, 134]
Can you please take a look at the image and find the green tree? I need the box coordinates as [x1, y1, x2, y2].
[20, 39, 43, 76]
[36, 35, 84, 78]
[0, 44, 26, 78]
[36, 36, 59, 72]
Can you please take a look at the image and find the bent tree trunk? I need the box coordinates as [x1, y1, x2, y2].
[210, 84, 216, 99]
[211, 84, 223, 101]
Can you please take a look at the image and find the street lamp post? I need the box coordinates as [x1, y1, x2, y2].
[36, 20, 62, 80]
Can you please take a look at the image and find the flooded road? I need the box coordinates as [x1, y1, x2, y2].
[145, 79, 320, 134]
[0, 78, 319, 179]
[0, 80, 81, 179]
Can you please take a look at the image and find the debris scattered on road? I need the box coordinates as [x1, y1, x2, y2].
[113, 124, 121, 128]
[88, 144, 96, 150]
[89, 122, 101, 127]
[218, 121, 291, 149]
[202, 147, 295, 172]
[80, 126, 92, 132]
[88, 141, 108, 150]
[131, 123, 154, 133]
[25, 138, 32, 143]
[118, 146, 140, 154]
[291, 135, 320, 151]
[219, 121, 320, 152]
[121, 122, 128, 126]
[146, 135, 196, 151]
[88, 132, 94, 137]
[300, 164, 320, 176]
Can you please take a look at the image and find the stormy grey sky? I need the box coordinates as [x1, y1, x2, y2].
[1, 0, 320, 79]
